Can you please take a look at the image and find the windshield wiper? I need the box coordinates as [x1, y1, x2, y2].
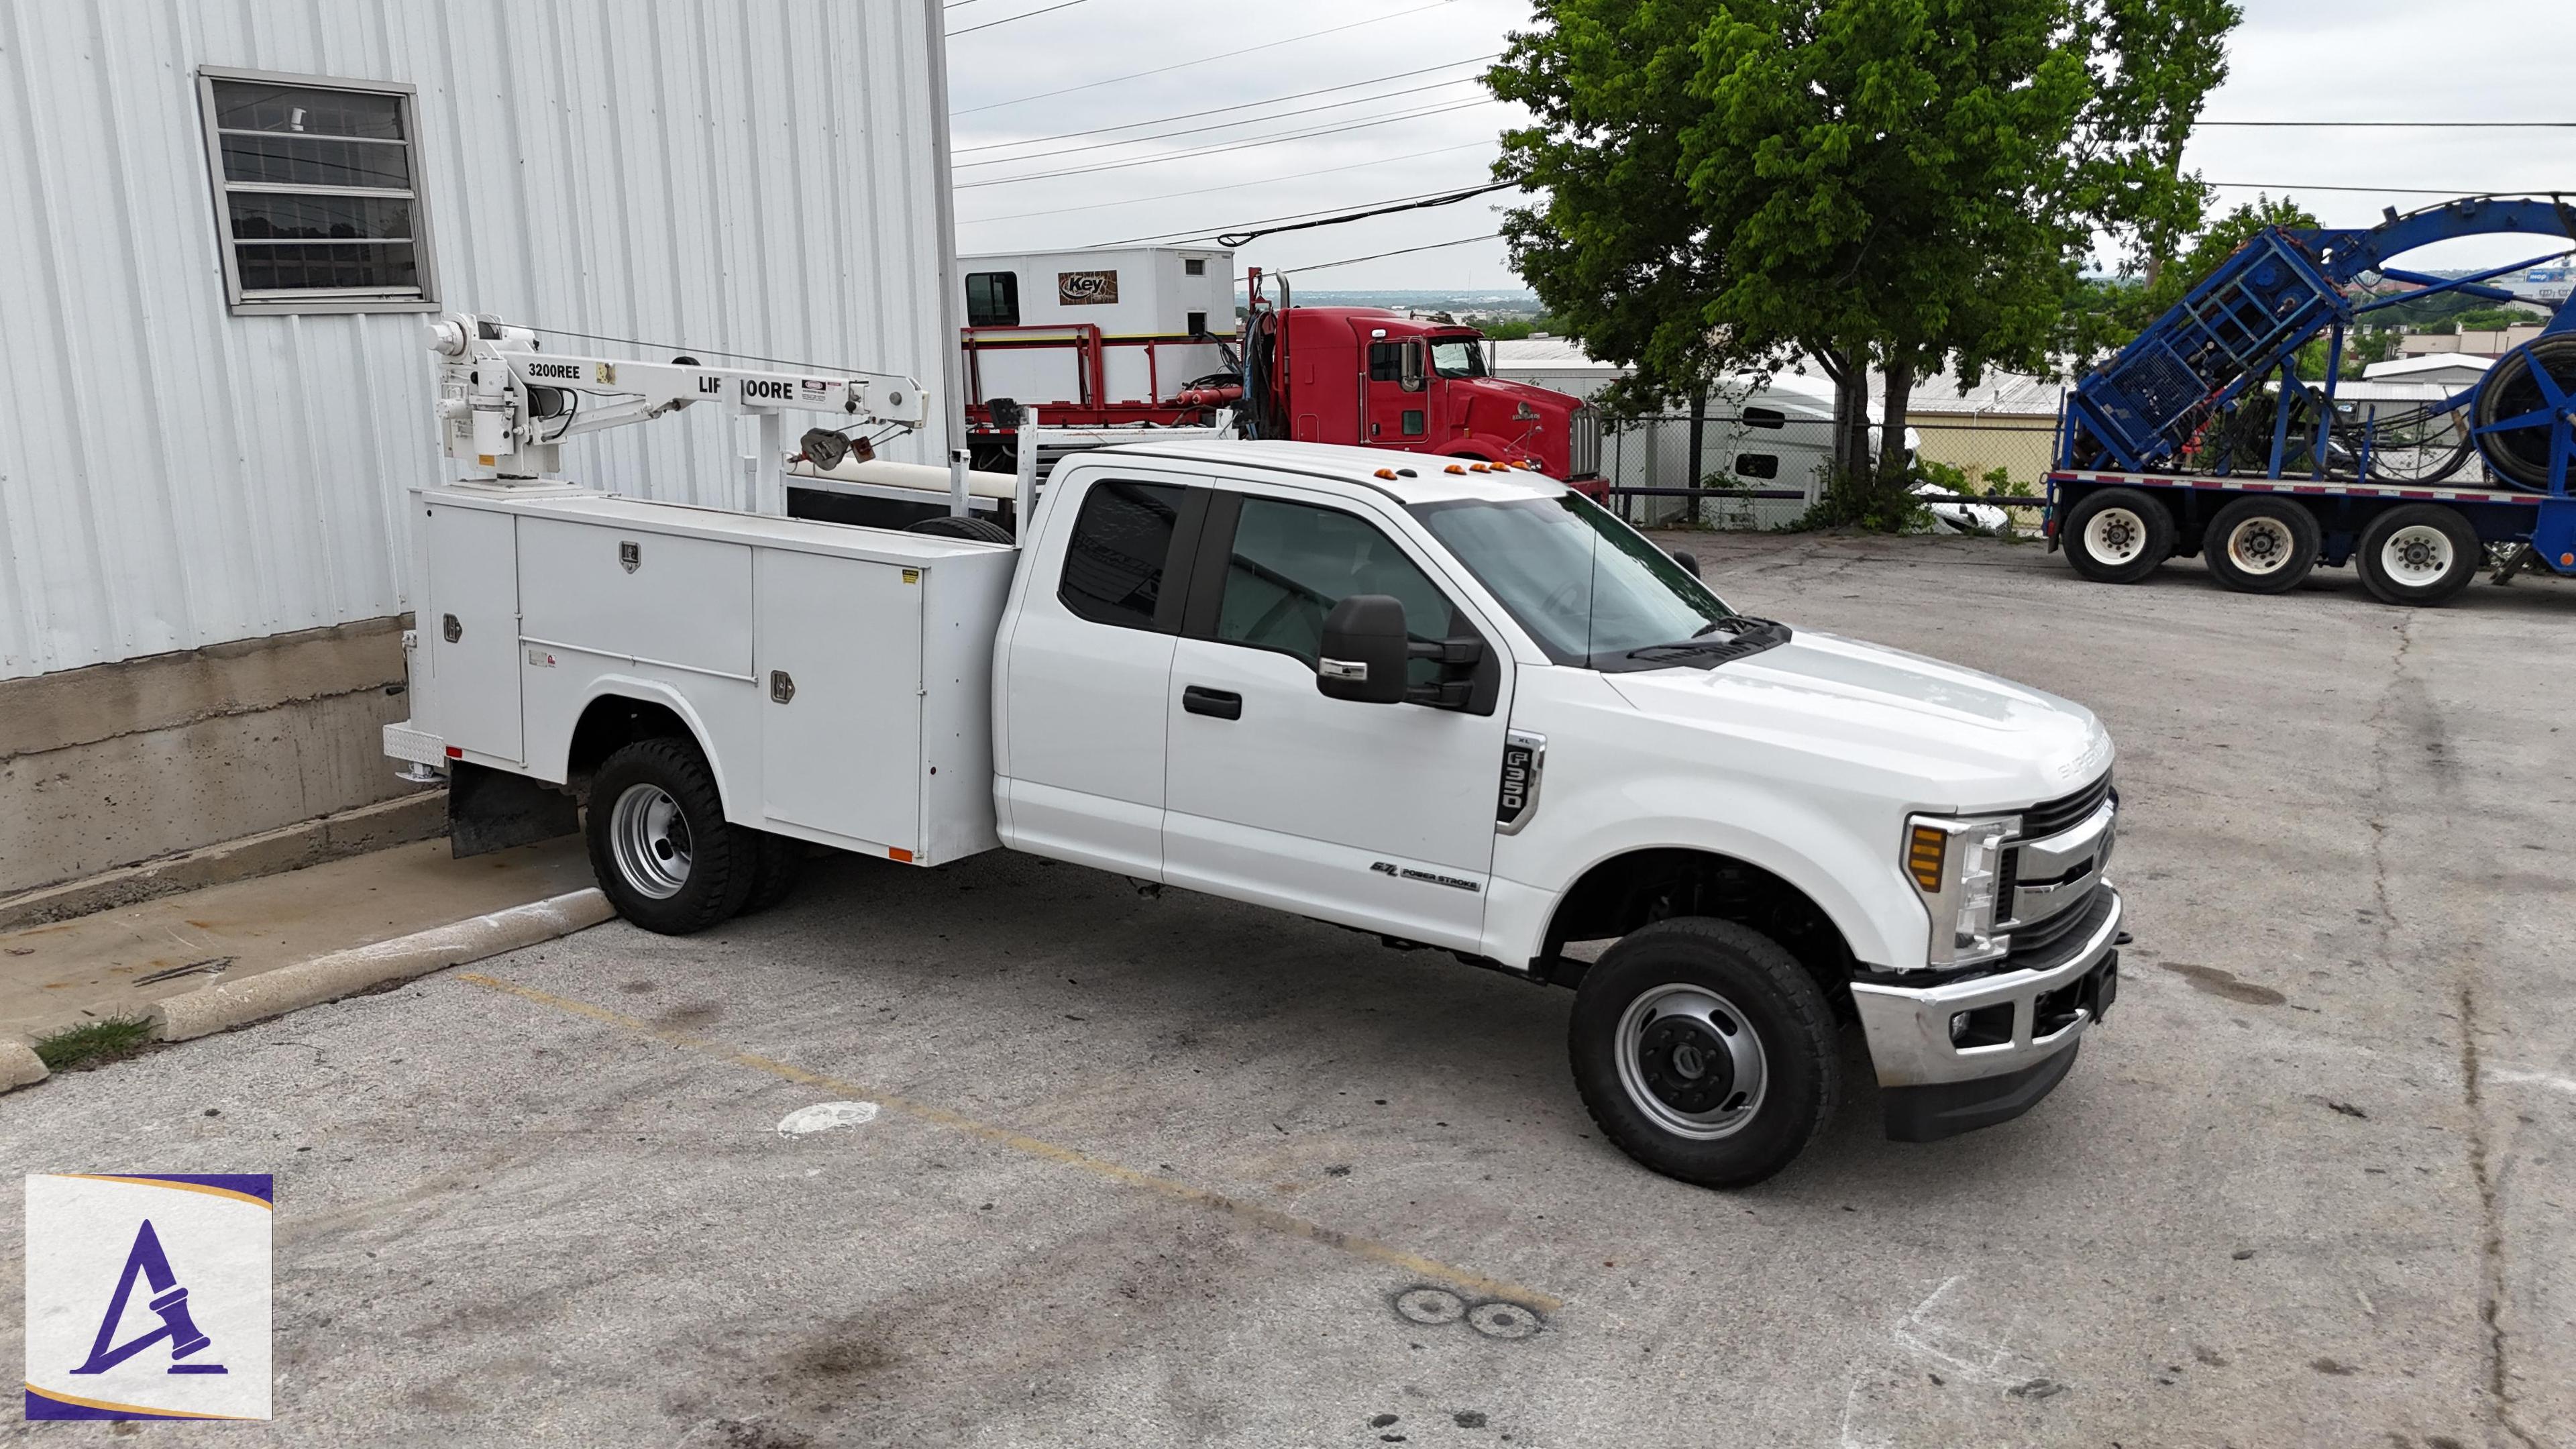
[1624, 616, 1792, 668]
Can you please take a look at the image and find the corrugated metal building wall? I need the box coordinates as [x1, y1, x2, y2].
[0, 0, 955, 680]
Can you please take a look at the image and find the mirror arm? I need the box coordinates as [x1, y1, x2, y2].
[1408, 636, 1483, 666]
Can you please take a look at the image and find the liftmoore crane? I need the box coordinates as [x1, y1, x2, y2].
[2049, 195, 2576, 605]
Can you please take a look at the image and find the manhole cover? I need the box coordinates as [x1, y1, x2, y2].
[1394, 1287, 1466, 1326]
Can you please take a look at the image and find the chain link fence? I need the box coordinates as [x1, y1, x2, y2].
[1599, 412, 2062, 529]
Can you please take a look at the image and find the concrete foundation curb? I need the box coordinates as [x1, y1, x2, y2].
[0, 791, 448, 931]
[154, 888, 614, 1043]
[1, 1036, 46, 1089]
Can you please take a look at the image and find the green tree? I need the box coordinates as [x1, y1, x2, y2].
[1490, 0, 2239, 519]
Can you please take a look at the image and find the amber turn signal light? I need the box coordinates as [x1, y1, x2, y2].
[1906, 824, 1947, 892]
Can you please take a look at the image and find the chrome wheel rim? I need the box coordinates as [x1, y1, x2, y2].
[1615, 984, 1768, 1140]
[2083, 506, 2147, 564]
[2381, 524, 2453, 584]
[2225, 516, 2294, 576]
[609, 783, 691, 900]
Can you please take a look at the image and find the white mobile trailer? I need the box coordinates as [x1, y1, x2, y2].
[959, 246, 1236, 411]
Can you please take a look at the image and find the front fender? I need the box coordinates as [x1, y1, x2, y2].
[1486, 773, 1927, 975]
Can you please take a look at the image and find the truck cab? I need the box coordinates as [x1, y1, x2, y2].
[1267, 309, 1605, 492]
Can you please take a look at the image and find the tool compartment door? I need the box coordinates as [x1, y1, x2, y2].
[755, 548, 925, 852]
[424, 503, 524, 762]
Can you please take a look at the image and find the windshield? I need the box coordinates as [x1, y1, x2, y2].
[1410, 493, 1740, 668]
[1429, 339, 1488, 378]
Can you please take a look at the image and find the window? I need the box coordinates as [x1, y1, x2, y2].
[1742, 407, 1786, 429]
[966, 271, 1021, 328]
[1401, 410, 1426, 437]
[1735, 453, 1780, 479]
[1430, 339, 1488, 378]
[1184, 258, 1207, 276]
[197, 69, 434, 313]
[1411, 494, 1733, 669]
[1186, 310, 1208, 337]
[1368, 341, 1404, 382]
[1215, 498, 1456, 687]
[1060, 481, 1187, 630]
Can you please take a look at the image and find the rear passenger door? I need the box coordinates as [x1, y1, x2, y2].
[998, 472, 1208, 879]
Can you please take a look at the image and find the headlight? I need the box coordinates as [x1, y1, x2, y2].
[1905, 814, 2018, 967]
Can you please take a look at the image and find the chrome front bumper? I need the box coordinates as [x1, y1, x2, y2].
[1852, 883, 2123, 1089]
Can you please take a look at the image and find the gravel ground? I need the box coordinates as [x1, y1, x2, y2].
[3, 531, 2569, 1448]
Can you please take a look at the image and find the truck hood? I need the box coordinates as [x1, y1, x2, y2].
[1462, 376, 1580, 417]
[1603, 629, 2112, 810]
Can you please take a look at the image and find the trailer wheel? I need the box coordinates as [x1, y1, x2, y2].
[2204, 496, 2320, 594]
[1568, 918, 1839, 1189]
[2357, 504, 2482, 607]
[905, 514, 1014, 544]
[586, 738, 758, 934]
[2061, 487, 2173, 584]
[737, 831, 808, 916]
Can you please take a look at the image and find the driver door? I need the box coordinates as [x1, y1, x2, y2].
[1360, 332, 1428, 452]
[1161, 484, 1511, 951]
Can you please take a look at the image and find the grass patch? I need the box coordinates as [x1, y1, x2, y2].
[34, 1016, 156, 1072]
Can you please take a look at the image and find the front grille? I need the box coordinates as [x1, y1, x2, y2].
[2021, 771, 2112, 838]
[1568, 404, 1601, 478]
[2006, 882, 2113, 968]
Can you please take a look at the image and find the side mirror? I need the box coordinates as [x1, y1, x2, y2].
[1670, 549, 1701, 578]
[1399, 340, 1425, 394]
[1317, 595, 1410, 704]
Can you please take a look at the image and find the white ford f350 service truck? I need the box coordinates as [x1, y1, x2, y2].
[388, 315, 2124, 1187]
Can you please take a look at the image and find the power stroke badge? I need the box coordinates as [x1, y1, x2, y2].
[23, 1174, 272, 1421]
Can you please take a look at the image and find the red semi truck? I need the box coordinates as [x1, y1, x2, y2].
[954, 247, 1604, 494]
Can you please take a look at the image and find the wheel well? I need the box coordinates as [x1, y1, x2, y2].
[566, 695, 699, 796]
[1542, 848, 1858, 1012]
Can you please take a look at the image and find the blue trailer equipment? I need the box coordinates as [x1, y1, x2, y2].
[2048, 196, 2576, 605]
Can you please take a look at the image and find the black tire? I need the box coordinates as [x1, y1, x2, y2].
[584, 738, 758, 934]
[904, 514, 1014, 543]
[737, 830, 808, 916]
[2060, 487, 2174, 584]
[1568, 918, 1840, 1189]
[2202, 495, 2321, 594]
[2355, 504, 2483, 607]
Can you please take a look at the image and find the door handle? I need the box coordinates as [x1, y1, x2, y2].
[1182, 686, 1242, 720]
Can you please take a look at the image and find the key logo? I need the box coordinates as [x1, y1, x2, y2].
[23, 1175, 272, 1421]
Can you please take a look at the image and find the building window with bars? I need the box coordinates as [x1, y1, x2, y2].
[195, 68, 436, 314]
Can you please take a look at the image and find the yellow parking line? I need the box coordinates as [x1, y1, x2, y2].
[458, 971, 1563, 1313]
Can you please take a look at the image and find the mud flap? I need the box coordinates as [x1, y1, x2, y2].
[448, 760, 578, 858]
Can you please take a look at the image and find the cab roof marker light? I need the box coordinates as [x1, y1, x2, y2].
[1444, 464, 1466, 474]
[1373, 468, 1398, 480]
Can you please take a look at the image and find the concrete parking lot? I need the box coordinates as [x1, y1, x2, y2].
[4, 531, 2570, 1448]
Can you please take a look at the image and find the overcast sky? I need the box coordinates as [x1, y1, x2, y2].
[943, 0, 2576, 294]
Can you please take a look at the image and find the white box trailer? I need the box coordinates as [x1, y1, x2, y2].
[960, 246, 1234, 411]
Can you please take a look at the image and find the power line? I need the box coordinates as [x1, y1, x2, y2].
[957, 97, 1501, 189]
[956, 141, 1497, 226]
[953, 76, 1487, 170]
[950, 0, 1459, 115]
[1083, 180, 1519, 248]
[1219, 182, 1517, 247]
[2206, 181, 2554, 195]
[1246, 232, 1504, 280]
[953, 55, 1498, 156]
[2200, 119, 2576, 128]
[948, 0, 1083, 37]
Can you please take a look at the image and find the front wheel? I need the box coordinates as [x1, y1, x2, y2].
[1568, 919, 1839, 1189]
[585, 738, 759, 934]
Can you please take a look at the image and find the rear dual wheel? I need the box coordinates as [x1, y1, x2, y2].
[2204, 496, 2320, 594]
[587, 738, 803, 932]
[2061, 488, 2174, 584]
[2357, 504, 2483, 607]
